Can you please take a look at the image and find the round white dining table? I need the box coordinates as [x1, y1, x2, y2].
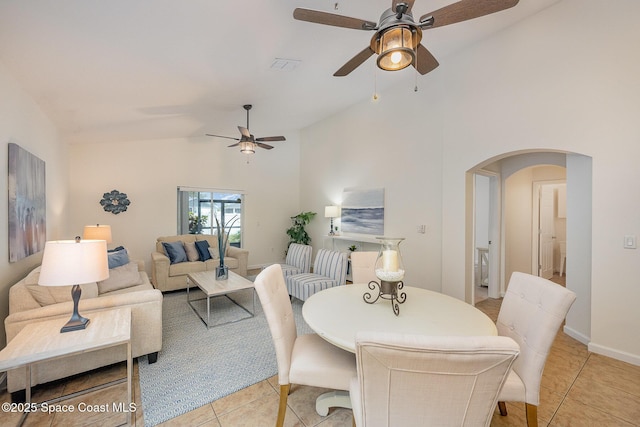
[303, 283, 497, 353]
[302, 283, 498, 416]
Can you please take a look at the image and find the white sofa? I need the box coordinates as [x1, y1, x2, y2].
[4, 260, 163, 395]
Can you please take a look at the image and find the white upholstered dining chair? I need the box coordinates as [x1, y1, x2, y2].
[496, 272, 577, 427]
[350, 332, 520, 427]
[254, 264, 356, 427]
[349, 251, 378, 284]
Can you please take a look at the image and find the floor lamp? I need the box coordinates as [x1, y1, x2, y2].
[38, 237, 109, 333]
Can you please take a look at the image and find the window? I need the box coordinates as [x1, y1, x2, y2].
[177, 188, 244, 247]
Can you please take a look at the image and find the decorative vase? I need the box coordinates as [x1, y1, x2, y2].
[215, 265, 229, 280]
[363, 237, 407, 316]
[374, 237, 405, 283]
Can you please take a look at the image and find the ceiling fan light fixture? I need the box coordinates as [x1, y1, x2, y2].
[376, 26, 415, 71]
[240, 141, 255, 154]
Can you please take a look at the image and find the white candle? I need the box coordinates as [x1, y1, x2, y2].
[382, 249, 398, 272]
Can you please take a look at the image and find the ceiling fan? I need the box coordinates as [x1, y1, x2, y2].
[293, 0, 519, 76]
[206, 105, 285, 153]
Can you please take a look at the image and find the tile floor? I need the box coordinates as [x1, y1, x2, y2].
[2, 282, 639, 427]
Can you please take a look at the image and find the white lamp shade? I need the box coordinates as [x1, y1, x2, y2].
[82, 224, 112, 243]
[38, 240, 109, 286]
[325, 205, 339, 218]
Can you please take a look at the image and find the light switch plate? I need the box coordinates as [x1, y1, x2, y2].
[624, 235, 637, 249]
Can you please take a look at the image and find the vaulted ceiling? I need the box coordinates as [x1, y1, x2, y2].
[0, 0, 560, 144]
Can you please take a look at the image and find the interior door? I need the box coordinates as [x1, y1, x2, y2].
[539, 185, 555, 279]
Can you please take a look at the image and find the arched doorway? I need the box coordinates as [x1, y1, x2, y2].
[466, 150, 592, 345]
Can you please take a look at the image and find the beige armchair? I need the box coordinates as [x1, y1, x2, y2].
[350, 332, 520, 427]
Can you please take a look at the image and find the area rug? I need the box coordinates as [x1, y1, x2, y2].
[138, 288, 311, 426]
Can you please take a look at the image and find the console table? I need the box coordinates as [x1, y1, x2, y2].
[0, 307, 133, 426]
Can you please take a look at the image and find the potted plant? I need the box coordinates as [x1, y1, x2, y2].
[188, 212, 208, 234]
[214, 214, 239, 280]
[286, 211, 316, 247]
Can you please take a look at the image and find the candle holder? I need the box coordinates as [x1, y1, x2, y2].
[363, 237, 406, 316]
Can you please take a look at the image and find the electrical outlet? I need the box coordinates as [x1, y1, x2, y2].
[417, 225, 426, 234]
[624, 235, 637, 249]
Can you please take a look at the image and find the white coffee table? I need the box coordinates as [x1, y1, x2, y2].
[0, 307, 133, 426]
[187, 270, 255, 328]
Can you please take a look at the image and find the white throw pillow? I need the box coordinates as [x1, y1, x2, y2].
[97, 262, 143, 294]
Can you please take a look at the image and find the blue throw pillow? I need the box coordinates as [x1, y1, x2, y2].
[194, 240, 212, 261]
[162, 241, 188, 264]
[107, 246, 130, 269]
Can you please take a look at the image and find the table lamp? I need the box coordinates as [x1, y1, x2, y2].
[324, 205, 339, 236]
[38, 237, 109, 332]
[82, 224, 112, 244]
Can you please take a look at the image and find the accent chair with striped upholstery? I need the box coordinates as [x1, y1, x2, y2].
[279, 243, 312, 278]
[286, 249, 348, 301]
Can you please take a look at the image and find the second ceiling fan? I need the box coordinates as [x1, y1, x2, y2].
[206, 105, 285, 153]
[293, 0, 519, 76]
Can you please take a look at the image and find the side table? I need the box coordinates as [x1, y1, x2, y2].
[0, 307, 133, 426]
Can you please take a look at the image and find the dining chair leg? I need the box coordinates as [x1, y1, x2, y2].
[276, 384, 291, 427]
[352, 415, 356, 427]
[498, 401, 508, 416]
[525, 403, 538, 427]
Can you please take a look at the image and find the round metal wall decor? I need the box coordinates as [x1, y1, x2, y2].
[100, 190, 130, 214]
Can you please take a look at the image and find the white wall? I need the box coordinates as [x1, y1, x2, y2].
[68, 135, 300, 274]
[0, 61, 69, 346]
[440, 0, 640, 364]
[300, 0, 640, 365]
[301, 84, 446, 291]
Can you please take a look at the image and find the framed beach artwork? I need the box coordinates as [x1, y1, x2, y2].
[8, 143, 46, 262]
[341, 188, 384, 236]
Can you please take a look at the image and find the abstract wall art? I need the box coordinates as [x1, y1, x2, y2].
[8, 143, 46, 262]
[341, 187, 384, 236]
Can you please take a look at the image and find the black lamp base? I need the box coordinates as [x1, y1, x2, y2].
[60, 284, 90, 333]
[60, 316, 90, 333]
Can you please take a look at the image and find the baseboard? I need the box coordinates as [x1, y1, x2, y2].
[563, 325, 590, 346]
[588, 342, 640, 367]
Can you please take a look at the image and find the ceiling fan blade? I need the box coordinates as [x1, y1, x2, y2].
[256, 136, 286, 142]
[238, 126, 251, 138]
[206, 134, 240, 141]
[256, 143, 274, 150]
[420, 0, 519, 29]
[392, 0, 416, 13]
[334, 47, 375, 77]
[293, 8, 377, 30]
[414, 44, 440, 75]
[228, 143, 240, 148]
